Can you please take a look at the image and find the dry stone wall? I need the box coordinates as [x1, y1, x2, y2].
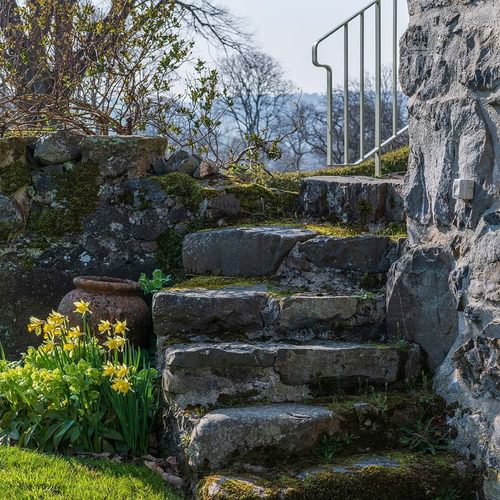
[0, 133, 294, 358]
[389, 1, 500, 496]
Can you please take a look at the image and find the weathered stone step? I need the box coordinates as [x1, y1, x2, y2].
[187, 404, 336, 471]
[162, 341, 420, 408]
[300, 175, 404, 223]
[173, 390, 444, 473]
[197, 452, 480, 499]
[278, 234, 401, 293]
[182, 226, 317, 276]
[153, 288, 386, 345]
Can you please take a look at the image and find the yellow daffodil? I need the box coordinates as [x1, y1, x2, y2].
[43, 320, 63, 338]
[63, 343, 76, 352]
[112, 378, 132, 394]
[42, 341, 56, 353]
[103, 362, 116, 377]
[68, 326, 84, 340]
[98, 320, 112, 335]
[104, 337, 119, 351]
[74, 301, 91, 316]
[28, 317, 44, 336]
[114, 336, 126, 350]
[47, 311, 66, 327]
[113, 320, 128, 336]
[43, 321, 55, 335]
[115, 365, 129, 379]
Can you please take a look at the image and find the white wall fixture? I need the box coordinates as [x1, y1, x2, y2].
[452, 179, 475, 200]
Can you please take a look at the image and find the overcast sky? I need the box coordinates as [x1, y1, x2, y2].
[198, 0, 409, 94]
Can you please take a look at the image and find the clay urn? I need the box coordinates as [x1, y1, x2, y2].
[58, 276, 150, 347]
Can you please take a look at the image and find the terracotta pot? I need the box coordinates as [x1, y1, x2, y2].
[58, 276, 150, 347]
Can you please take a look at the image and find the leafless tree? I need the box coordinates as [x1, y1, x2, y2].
[174, 1, 250, 51]
[218, 49, 297, 144]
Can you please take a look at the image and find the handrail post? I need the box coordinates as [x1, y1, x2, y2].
[374, 0, 382, 176]
[326, 68, 333, 166]
[360, 12, 365, 159]
[344, 24, 349, 164]
[392, 0, 398, 135]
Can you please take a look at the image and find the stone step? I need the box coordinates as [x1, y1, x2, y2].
[172, 390, 444, 473]
[187, 404, 336, 471]
[153, 288, 386, 345]
[196, 452, 480, 499]
[277, 234, 401, 293]
[300, 175, 404, 223]
[182, 226, 317, 276]
[161, 341, 420, 408]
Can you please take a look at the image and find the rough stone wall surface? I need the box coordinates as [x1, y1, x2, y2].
[390, 0, 500, 496]
[0, 135, 230, 358]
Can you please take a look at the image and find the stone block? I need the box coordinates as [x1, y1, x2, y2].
[300, 175, 404, 223]
[182, 226, 317, 276]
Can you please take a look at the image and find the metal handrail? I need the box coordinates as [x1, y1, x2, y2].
[312, 0, 406, 176]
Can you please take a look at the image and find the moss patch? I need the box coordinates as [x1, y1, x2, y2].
[156, 228, 185, 275]
[225, 182, 299, 219]
[0, 137, 34, 195]
[171, 275, 300, 298]
[153, 172, 203, 210]
[198, 452, 479, 500]
[0, 160, 31, 195]
[28, 161, 100, 239]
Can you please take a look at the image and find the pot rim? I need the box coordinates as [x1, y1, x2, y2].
[73, 276, 141, 295]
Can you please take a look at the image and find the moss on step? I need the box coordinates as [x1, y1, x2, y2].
[205, 221, 407, 241]
[172, 276, 263, 290]
[171, 275, 299, 298]
[197, 451, 479, 500]
[258, 146, 410, 193]
[28, 161, 100, 239]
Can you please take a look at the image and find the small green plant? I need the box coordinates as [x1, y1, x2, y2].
[314, 433, 359, 462]
[352, 291, 375, 300]
[369, 385, 389, 415]
[139, 269, 174, 294]
[400, 416, 450, 454]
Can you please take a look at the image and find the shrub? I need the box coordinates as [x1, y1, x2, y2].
[0, 304, 158, 455]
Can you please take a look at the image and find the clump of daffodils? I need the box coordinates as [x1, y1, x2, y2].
[27, 302, 135, 395]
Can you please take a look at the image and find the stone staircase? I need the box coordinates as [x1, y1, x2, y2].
[152, 180, 481, 499]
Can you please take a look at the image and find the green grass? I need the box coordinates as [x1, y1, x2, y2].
[0, 446, 183, 499]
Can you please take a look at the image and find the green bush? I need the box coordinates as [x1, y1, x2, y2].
[0, 305, 158, 455]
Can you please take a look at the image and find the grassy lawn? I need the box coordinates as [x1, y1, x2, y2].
[0, 446, 183, 499]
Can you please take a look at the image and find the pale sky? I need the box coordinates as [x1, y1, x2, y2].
[197, 0, 409, 93]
